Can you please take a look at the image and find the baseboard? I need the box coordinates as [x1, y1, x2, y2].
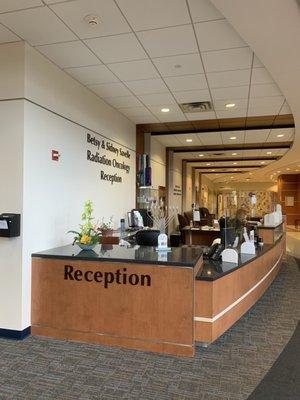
[0, 326, 31, 340]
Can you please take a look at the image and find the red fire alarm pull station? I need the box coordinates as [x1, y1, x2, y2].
[52, 150, 60, 161]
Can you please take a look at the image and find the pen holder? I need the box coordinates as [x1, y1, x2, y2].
[221, 248, 238, 264]
[240, 242, 256, 255]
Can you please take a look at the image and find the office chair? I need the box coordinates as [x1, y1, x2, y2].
[135, 230, 160, 246]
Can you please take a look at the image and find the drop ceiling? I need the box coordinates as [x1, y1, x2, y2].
[0, 0, 292, 124]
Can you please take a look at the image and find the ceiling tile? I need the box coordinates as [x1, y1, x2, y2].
[216, 108, 247, 119]
[131, 115, 160, 124]
[213, 98, 248, 110]
[173, 89, 211, 103]
[125, 78, 168, 95]
[195, 19, 246, 52]
[221, 131, 245, 144]
[116, 0, 190, 31]
[253, 54, 264, 68]
[84, 33, 147, 63]
[186, 111, 216, 120]
[137, 25, 198, 58]
[152, 53, 204, 77]
[197, 132, 222, 145]
[154, 136, 182, 146]
[248, 96, 285, 109]
[0, 0, 43, 13]
[250, 83, 282, 98]
[137, 92, 176, 106]
[207, 69, 251, 88]
[202, 47, 252, 72]
[244, 129, 270, 144]
[64, 64, 119, 85]
[104, 95, 142, 108]
[251, 67, 274, 84]
[279, 101, 292, 115]
[188, 0, 224, 23]
[164, 74, 208, 91]
[175, 133, 202, 146]
[268, 127, 294, 142]
[50, 0, 131, 39]
[107, 59, 159, 81]
[157, 113, 187, 123]
[0, 6, 76, 46]
[117, 106, 153, 117]
[211, 85, 249, 100]
[36, 41, 100, 68]
[88, 82, 132, 98]
[0, 23, 20, 43]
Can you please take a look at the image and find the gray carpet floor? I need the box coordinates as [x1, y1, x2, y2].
[0, 255, 299, 400]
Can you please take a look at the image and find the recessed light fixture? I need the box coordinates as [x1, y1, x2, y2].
[212, 169, 215, 172]
[161, 108, 170, 113]
[286, 167, 290, 170]
[230, 176, 234, 179]
[277, 134, 284, 137]
[233, 162, 237, 165]
[277, 170, 281, 173]
[230, 136, 237, 140]
[261, 161, 265, 164]
[84, 14, 100, 26]
[232, 152, 237, 156]
[267, 151, 272, 155]
[226, 103, 236, 108]
[234, 169, 237, 171]
[186, 138, 192, 142]
[206, 163, 211, 166]
[199, 154, 204, 157]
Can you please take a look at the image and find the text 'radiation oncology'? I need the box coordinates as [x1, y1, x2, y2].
[86, 133, 131, 184]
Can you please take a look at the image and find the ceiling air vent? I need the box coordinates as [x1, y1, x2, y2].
[179, 101, 213, 113]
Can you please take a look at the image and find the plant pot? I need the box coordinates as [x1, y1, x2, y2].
[100, 229, 114, 236]
[76, 242, 97, 251]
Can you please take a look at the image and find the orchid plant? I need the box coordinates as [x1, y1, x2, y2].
[68, 200, 100, 245]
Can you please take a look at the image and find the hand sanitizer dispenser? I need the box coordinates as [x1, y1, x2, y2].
[0, 214, 21, 237]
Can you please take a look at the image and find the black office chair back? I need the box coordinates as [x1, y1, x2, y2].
[135, 230, 160, 246]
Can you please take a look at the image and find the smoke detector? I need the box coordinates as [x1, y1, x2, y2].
[84, 14, 100, 26]
[179, 101, 213, 113]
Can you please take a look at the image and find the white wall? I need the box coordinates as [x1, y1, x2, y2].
[150, 137, 166, 189]
[0, 42, 136, 331]
[0, 100, 24, 330]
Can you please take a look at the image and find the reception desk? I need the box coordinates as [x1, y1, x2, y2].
[31, 223, 285, 357]
[31, 245, 203, 357]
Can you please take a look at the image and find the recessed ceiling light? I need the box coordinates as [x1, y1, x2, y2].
[199, 154, 204, 157]
[206, 163, 211, 166]
[261, 161, 265, 164]
[84, 14, 100, 26]
[267, 151, 272, 155]
[277, 134, 284, 137]
[212, 169, 215, 172]
[226, 103, 236, 108]
[161, 108, 170, 113]
[186, 138, 192, 142]
[232, 152, 237, 156]
[230, 176, 234, 179]
[277, 170, 281, 173]
[233, 162, 237, 165]
[234, 169, 237, 171]
[230, 136, 237, 140]
[286, 167, 290, 170]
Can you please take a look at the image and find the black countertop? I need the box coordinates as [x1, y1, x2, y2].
[197, 240, 280, 281]
[32, 244, 203, 268]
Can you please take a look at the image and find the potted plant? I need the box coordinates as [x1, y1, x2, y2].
[68, 200, 100, 250]
[98, 216, 114, 236]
